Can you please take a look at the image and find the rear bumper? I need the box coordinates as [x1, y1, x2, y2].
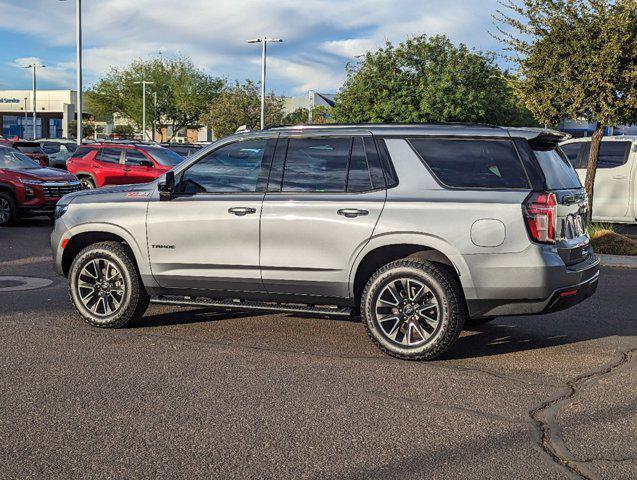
[465, 247, 600, 318]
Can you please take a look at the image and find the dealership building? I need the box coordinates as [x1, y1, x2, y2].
[0, 89, 79, 139]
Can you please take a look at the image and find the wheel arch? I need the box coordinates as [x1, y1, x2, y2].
[61, 224, 146, 277]
[350, 234, 474, 303]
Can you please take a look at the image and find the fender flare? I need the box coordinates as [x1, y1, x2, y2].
[348, 232, 475, 296]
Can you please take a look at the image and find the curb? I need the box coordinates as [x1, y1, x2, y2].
[598, 254, 637, 268]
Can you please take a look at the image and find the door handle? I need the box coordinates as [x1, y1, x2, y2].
[228, 207, 257, 216]
[337, 208, 369, 218]
[612, 175, 628, 180]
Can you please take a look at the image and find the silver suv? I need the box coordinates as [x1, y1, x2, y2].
[51, 124, 600, 360]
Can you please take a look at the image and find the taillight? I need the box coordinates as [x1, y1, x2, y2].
[523, 192, 557, 244]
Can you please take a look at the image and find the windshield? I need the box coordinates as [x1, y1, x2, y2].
[534, 148, 582, 190]
[16, 144, 45, 155]
[0, 148, 41, 169]
[141, 146, 185, 167]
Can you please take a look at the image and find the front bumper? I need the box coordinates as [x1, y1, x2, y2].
[51, 217, 69, 276]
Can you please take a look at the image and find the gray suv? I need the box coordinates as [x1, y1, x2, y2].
[51, 124, 599, 360]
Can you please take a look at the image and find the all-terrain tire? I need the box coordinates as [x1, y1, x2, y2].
[361, 259, 467, 361]
[69, 241, 150, 328]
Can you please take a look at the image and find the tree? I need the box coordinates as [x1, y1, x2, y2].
[282, 105, 336, 125]
[68, 120, 94, 139]
[112, 124, 135, 139]
[87, 56, 225, 141]
[495, 0, 637, 218]
[333, 34, 536, 126]
[202, 80, 285, 137]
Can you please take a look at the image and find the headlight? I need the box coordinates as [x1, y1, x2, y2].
[19, 178, 43, 186]
[54, 204, 69, 220]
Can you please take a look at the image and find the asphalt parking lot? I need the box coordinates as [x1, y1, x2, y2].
[1, 219, 636, 480]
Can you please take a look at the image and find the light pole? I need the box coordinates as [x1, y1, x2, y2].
[23, 97, 28, 138]
[153, 91, 157, 142]
[23, 64, 45, 140]
[59, 0, 82, 144]
[247, 36, 283, 130]
[134, 81, 154, 141]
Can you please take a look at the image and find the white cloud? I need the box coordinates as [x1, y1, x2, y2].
[10, 57, 75, 87]
[0, 0, 507, 94]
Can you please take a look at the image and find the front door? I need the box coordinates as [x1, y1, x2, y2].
[95, 147, 127, 185]
[123, 149, 157, 184]
[147, 136, 276, 293]
[260, 134, 387, 300]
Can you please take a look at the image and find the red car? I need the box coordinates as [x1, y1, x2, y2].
[0, 145, 80, 226]
[67, 143, 184, 189]
[1, 140, 50, 167]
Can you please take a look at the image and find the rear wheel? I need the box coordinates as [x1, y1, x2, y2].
[79, 176, 96, 189]
[0, 192, 17, 226]
[69, 242, 149, 328]
[361, 259, 466, 361]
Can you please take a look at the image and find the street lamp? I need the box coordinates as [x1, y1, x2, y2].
[22, 64, 45, 140]
[134, 81, 154, 141]
[247, 37, 283, 130]
[59, 0, 82, 144]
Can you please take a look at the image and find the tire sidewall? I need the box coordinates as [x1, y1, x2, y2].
[362, 263, 457, 359]
[69, 245, 135, 326]
[0, 192, 16, 226]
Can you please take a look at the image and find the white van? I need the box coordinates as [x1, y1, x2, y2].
[561, 136, 637, 224]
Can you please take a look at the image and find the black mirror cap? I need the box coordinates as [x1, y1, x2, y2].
[140, 160, 154, 167]
[159, 171, 175, 201]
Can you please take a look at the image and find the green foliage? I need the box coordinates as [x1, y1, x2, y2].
[495, 0, 637, 218]
[282, 106, 336, 125]
[202, 80, 285, 137]
[333, 34, 536, 126]
[283, 107, 309, 125]
[112, 124, 135, 139]
[68, 120, 94, 139]
[494, 0, 637, 127]
[87, 56, 225, 141]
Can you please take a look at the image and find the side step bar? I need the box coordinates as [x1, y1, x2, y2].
[151, 295, 352, 317]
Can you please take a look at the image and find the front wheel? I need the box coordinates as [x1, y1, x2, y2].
[361, 259, 466, 361]
[69, 242, 149, 328]
[79, 176, 96, 189]
[0, 192, 17, 226]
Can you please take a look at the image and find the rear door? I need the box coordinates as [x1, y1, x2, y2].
[123, 148, 157, 184]
[95, 148, 127, 185]
[569, 140, 633, 220]
[260, 133, 386, 300]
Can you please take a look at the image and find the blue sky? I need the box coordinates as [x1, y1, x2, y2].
[0, 0, 513, 96]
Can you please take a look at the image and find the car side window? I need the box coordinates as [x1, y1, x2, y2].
[559, 143, 583, 168]
[125, 150, 150, 166]
[177, 138, 271, 194]
[347, 137, 373, 192]
[42, 143, 60, 154]
[595, 142, 631, 169]
[70, 146, 93, 159]
[409, 138, 531, 189]
[281, 137, 352, 192]
[98, 148, 123, 164]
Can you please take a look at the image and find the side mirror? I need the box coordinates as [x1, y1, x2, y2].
[159, 171, 175, 201]
[140, 159, 154, 168]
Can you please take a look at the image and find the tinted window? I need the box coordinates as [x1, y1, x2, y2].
[560, 143, 583, 167]
[70, 146, 94, 159]
[535, 149, 582, 190]
[597, 142, 631, 169]
[141, 147, 184, 166]
[282, 137, 351, 192]
[0, 147, 40, 169]
[347, 138, 373, 192]
[409, 138, 530, 189]
[178, 139, 269, 194]
[41, 143, 60, 154]
[125, 149, 150, 166]
[16, 144, 44, 154]
[64, 143, 77, 152]
[97, 148, 122, 164]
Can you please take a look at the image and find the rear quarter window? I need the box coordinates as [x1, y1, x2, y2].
[535, 148, 582, 190]
[408, 138, 530, 189]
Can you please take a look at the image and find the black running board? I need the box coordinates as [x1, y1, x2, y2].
[151, 295, 351, 317]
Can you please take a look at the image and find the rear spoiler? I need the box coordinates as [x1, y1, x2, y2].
[508, 127, 571, 151]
